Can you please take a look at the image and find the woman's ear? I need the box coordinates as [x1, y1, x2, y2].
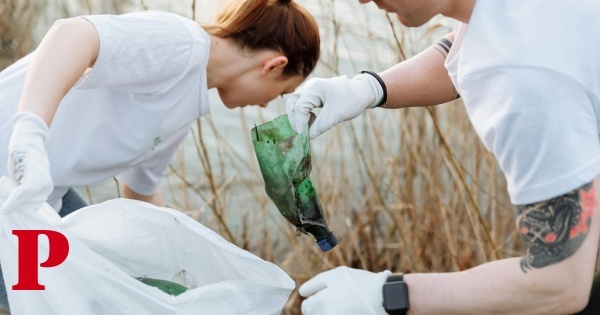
[261, 56, 288, 77]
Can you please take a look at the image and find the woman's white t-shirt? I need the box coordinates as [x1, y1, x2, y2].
[0, 11, 211, 211]
[446, 0, 600, 205]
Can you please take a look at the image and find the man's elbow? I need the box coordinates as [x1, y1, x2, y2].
[560, 283, 591, 314]
[544, 272, 593, 314]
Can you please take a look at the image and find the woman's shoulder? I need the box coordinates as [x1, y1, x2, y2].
[83, 10, 208, 45]
[135, 10, 208, 43]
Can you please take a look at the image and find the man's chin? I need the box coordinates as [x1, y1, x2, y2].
[220, 98, 243, 109]
[396, 14, 409, 26]
[395, 14, 428, 27]
[222, 101, 238, 109]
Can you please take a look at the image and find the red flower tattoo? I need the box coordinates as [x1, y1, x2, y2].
[569, 188, 597, 239]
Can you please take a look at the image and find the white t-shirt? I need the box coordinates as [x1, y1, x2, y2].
[445, 0, 600, 205]
[0, 11, 211, 211]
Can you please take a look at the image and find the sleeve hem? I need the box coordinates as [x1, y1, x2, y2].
[74, 15, 115, 89]
[509, 155, 600, 205]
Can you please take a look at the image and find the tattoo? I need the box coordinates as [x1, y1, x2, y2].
[433, 38, 453, 59]
[516, 182, 596, 273]
[432, 46, 446, 59]
[432, 37, 460, 100]
[452, 86, 460, 100]
[438, 38, 452, 53]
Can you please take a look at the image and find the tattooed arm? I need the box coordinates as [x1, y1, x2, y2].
[379, 31, 460, 109]
[402, 178, 600, 315]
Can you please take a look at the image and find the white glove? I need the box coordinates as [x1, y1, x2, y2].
[0, 176, 18, 203]
[286, 73, 384, 139]
[2, 112, 53, 214]
[299, 266, 391, 315]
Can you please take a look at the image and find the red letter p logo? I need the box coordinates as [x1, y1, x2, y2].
[12, 230, 69, 290]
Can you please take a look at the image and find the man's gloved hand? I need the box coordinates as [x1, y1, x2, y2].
[286, 73, 384, 139]
[1, 111, 53, 214]
[299, 266, 391, 315]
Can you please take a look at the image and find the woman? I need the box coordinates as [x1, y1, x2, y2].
[0, 0, 320, 309]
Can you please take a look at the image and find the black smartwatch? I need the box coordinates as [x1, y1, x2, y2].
[382, 273, 409, 315]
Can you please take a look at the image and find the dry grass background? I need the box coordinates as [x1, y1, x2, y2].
[1, 1, 598, 314]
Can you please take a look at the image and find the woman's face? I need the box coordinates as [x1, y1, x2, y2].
[218, 73, 305, 109]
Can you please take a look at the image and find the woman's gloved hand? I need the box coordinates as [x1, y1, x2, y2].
[286, 73, 384, 139]
[299, 266, 391, 315]
[2, 111, 53, 214]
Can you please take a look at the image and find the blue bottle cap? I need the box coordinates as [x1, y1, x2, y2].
[316, 232, 338, 252]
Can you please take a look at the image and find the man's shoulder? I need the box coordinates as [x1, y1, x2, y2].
[462, 0, 599, 74]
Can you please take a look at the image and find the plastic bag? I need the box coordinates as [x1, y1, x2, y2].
[0, 177, 294, 314]
[251, 115, 337, 251]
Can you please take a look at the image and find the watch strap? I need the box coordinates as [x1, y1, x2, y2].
[387, 274, 404, 282]
[382, 273, 409, 315]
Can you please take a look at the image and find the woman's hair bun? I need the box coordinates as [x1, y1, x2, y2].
[279, 0, 292, 4]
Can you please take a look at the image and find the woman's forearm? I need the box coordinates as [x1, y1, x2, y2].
[123, 184, 166, 207]
[18, 17, 99, 125]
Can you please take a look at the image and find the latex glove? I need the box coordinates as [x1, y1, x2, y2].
[300, 266, 391, 315]
[2, 112, 53, 214]
[286, 73, 384, 139]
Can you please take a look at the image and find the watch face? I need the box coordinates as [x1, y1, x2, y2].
[383, 282, 409, 312]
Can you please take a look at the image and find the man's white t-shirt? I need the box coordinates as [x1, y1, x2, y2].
[445, 0, 600, 205]
[0, 11, 211, 211]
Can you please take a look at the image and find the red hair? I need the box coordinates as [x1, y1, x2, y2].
[204, 0, 320, 78]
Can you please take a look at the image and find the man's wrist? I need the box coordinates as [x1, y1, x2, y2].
[359, 70, 387, 108]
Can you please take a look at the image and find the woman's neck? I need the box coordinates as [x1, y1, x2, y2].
[205, 35, 254, 89]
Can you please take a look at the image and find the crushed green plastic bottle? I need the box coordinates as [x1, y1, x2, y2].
[135, 277, 188, 296]
[251, 115, 337, 252]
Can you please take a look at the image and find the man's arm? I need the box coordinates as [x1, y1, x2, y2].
[381, 31, 460, 109]
[286, 31, 460, 139]
[404, 178, 600, 315]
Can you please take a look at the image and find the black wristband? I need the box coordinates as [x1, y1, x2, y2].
[360, 70, 387, 108]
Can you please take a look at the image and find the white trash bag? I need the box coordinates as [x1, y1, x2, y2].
[0, 177, 294, 314]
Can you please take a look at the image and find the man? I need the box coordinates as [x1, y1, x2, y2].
[286, 0, 600, 314]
